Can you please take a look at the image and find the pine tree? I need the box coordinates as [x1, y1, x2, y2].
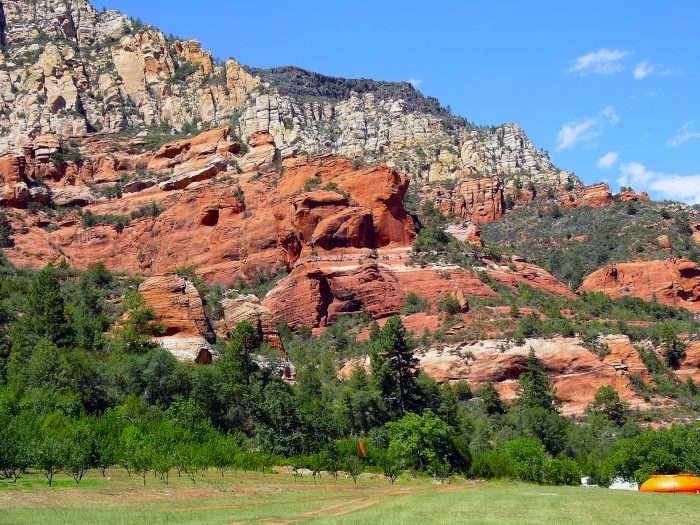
[478, 381, 506, 415]
[221, 321, 260, 385]
[515, 347, 558, 411]
[23, 264, 72, 346]
[371, 316, 417, 414]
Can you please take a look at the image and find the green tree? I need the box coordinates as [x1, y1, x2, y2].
[515, 348, 558, 411]
[0, 213, 13, 248]
[120, 426, 153, 485]
[387, 409, 471, 473]
[63, 418, 96, 484]
[0, 413, 34, 482]
[35, 411, 73, 486]
[221, 321, 260, 385]
[92, 412, 122, 476]
[21, 264, 72, 346]
[380, 450, 401, 484]
[210, 433, 238, 477]
[598, 426, 700, 485]
[113, 290, 163, 354]
[343, 455, 363, 484]
[478, 381, 505, 415]
[371, 316, 417, 414]
[659, 322, 686, 369]
[438, 382, 462, 429]
[518, 407, 569, 456]
[589, 385, 629, 426]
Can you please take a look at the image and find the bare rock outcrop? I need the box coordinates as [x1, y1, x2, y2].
[579, 258, 700, 312]
[221, 293, 283, 350]
[0, 0, 575, 202]
[138, 273, 213, 362]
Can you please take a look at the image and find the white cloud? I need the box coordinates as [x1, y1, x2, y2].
[618, 162, 700, 203]
[556, 119, 597, 151]
[407, 78, 422, 87]
[634, 60, 655, 79]
[568, 48, 630, 75]
[555, 107, 619, 151]
[597, 152, 619, 168]
[668, 122, 700, 148]
[600, 106, 619, 124]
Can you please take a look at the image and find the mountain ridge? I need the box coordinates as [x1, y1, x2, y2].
[0, 0, 574, 193]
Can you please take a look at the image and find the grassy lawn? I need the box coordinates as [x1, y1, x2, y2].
[1, 470, 698, 524]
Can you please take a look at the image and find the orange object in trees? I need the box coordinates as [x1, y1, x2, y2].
[639, 474, 700, 493]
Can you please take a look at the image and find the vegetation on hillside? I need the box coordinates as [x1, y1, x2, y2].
[1, 258, 699, 488]
[482, 199, 700, 289]
[246, 65, 468, 128]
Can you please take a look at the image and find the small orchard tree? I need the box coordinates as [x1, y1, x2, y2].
[181, 442, 208, 483]
[92, 412, 122, 476]
[0, 413, 33, 482]
[324, 446, 340, 483]
[120, 426, 153, 485]
[63, 419, 96, 484]
[35, 411, 73, 486]
[380, 451, 401, 484]
[34, 436, 69, 487]
[344, 455, 363, 484]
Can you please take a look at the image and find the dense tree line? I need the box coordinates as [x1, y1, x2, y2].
[1, 259, 699, 487]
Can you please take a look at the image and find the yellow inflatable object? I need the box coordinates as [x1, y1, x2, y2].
[639, 474, 700, 493]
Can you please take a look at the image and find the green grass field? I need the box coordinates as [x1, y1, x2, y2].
[1, 470, 698, 524]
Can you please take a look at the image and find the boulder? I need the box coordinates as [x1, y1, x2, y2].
[562, 183, 613, 209]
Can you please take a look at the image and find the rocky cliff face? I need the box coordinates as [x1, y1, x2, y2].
[339, 333, 700, 415]
[0, 0, 574, 197]
[2, 129, 415, 282]
[138, 273, 214, 362]
[579, 258, 700, 312]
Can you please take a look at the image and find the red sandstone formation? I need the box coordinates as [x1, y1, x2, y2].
[263, 252, 573, 329]
[138, 273, 213, 363]
[560, 182, 613, 209]
[221, 292, 283, 350]
[3, 132, 414, 283]
[619, 189, 650, 202]
[430, 177, 505, 223]
[579, 258, 700, 312]
[341, 336, 650, 415]
[676, 341, 700, 384]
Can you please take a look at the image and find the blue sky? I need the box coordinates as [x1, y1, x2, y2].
[94, 1, 700, 202]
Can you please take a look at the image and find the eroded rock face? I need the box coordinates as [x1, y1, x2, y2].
[0, 0, 576, 202]
[579, 259, 700, 312]
[341, 336, 649, 415]
[138, 273, 213, 362]
[676, 341, 700, 384]
[0, 153, 29, 207]
[561, 183, 613, 209]
[430, 177, 505, 223]
[417, 337, 648, 415]
[3, 133, 416, 287]
[221, 293, 283, 350]
[263, 251, 574, 329]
